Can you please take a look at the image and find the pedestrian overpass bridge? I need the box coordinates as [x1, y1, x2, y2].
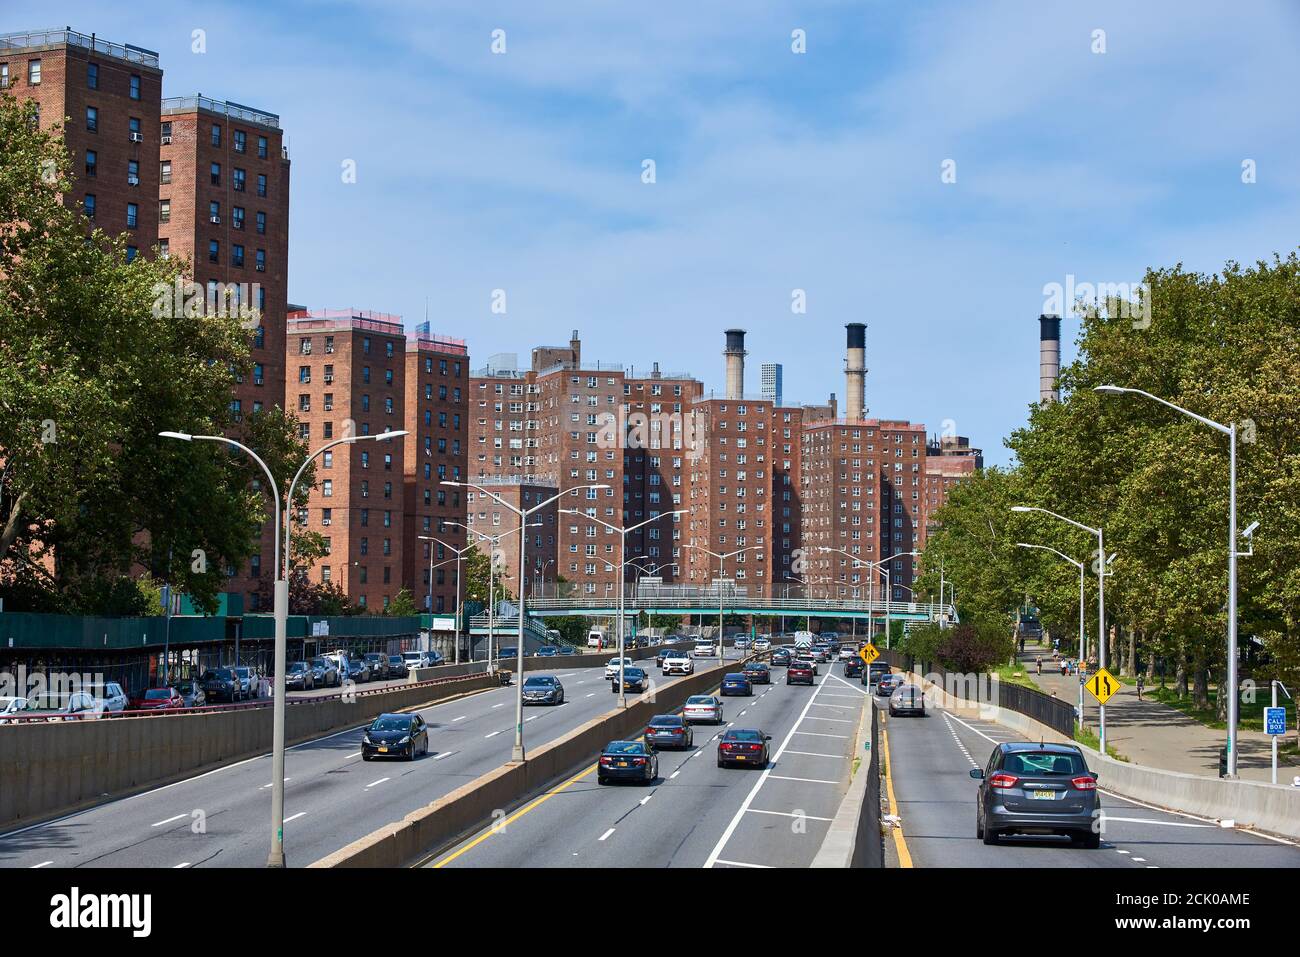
[520, 592, 953, 625]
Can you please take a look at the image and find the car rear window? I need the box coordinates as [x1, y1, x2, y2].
[144, 689, 172, 700]
[649, 715, 682, 726]
[1004, 751, 1086, 775]
[686, 696, 715, 705]
[605, 741, 645, 754]
[725, 730, 763, 742]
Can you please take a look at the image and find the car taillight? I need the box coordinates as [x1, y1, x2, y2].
[599, 756, 613, 765]
[1071, 775, 1097, 791]
[721, 743, 734, 752]
[988, 773, 1019, 789]
[631, 757, 646, 765]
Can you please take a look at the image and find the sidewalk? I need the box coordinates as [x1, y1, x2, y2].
[1015, 642, 1299, 785]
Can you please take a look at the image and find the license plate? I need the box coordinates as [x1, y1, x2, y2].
[735, 755, 746, 760]
[617, 761, 628, 767]
[378, 747, 388, 753]
[1031, 789, 1055, 800]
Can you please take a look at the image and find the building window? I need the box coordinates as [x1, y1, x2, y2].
[0, 64, 8, 88]
[231, 244, 244, 267]
[127, 159, 139, 185]
[29, 59, 41, 86]
[126, 203, 138, 228]
[233, 129, 246, 153]
[257, 135, 268, 159]
[83, 194, 96, 220]
[161, 120, 171, 141]
[233, 168, 246, 192]
[129, 74, 141, 100]
[322, 480, 332, 497]
[208, 240, 219, 263]
[126, 246, 138, 262]
[85, 150, 97, 177]
[257, 173, 267, 197]
[232, 206, 244, 230]
[129, 117, 141, 139]
[253, 362, 264, 386]
[160, 160, 171, 185]
[209, 200, 220, 224]
[211, 163, 221, 186]
[158, 238, 169, 258]
[86, 106, 98, 132]
[255, 249, 266, 272]
[256, 211, 266, 234]
[211, 123, 222, 147]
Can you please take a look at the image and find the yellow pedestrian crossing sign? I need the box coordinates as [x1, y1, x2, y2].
[859, 643, 880, 665]
[1086, 667, 1119, 704]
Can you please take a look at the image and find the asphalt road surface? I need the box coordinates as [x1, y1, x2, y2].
[0, 653, 740, 869]
[883, 700, 1300, 868]
[431, 658, 868, 869]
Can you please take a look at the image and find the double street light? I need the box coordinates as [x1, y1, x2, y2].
[1017, 542, 1087, 725]
[444, 481, 609, 761]
[418, 535, 469, 664]
[1010, 505, 1110, 751]
[684, 542, 762, 668]
[1094, 384, 1252, 778]
[447, 520, 541, 669]
[562, 508, 687, 708]
[160, 426, 407, 868]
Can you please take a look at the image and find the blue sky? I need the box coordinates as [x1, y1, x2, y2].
[30, 0, 1300, 466]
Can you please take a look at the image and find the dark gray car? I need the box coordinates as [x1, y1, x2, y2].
[970, 742, 1100, 848]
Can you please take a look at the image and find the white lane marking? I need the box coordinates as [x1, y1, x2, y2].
[791, 731, 848, 739]
[1100, 816, 1213, 829]
[259, 778, 290, 790]
[768, 774, 839, 785]
[1116, 849, 1130, 855]
[173, 862, 191, 868]
[746, 808, 834, 822]
[598, 828, 616, 842]
[364, 777, 390, 789]
[640, 795, 652, 806]
[783, 750, 843, 758]
[803, 716, 852, 724]
[1132, 857, 1146, 862]
[433, 751, 456, 761]
[942, 712, 979, 768]
[560, 673, 578, 677]
[485, 730, 503, 738]
[586, 693, 596, 698]
[32, 861, 53, 868]
[713, 858, 773, 868]
[670, 770, 681, 779]
[810, 703, 855, 710]
[739, 710, 748, 717]
[525, 716, 538, 722]
[452, 715, 468, 722]
[492, 703, 505, 709]
[284, 811, 307, 823]
[704, 665, 840, 868]
[151, 814, 187, 828]
[345, 751, 361, 759]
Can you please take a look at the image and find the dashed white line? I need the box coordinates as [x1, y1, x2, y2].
[485, 730, 503, 738]
[670, 770, 681, 779]
[639, 795, 652, 806]
[598, 828, 616, 842]
[151, 814, 187, 828]
[452, 715, 468, 722]
[746, 808, 833, 822]
[783, 750, 842, 758]
[284, 811, 307, 823]
[768, 774, 839, 785]
[173, 862, 191, 868]
[713, 858, 772, 868]
[492, 703, 505, 709]
[364, 777, 390, 789]
[32, 861, 53, 868]
[433, 750, 456, 760]
[791, 731, 848, 739]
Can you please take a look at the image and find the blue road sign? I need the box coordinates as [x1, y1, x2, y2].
[1265, 706, 1287, 736]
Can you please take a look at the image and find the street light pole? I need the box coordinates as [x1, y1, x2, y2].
[450, 520, 540, 669]
[446, 481, 608, 761]
[1017, 542, 1087, 730]
[421, 536, 470, 664]
[1012, 506, 1108, 752]
[1094, 384, 1245, 777]
[685, 542, 761, 668]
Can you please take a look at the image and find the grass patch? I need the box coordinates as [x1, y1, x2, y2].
[1148, 684, 1296, 734]
[1075, 722, 1129, 762]
[993, 663, 1041, 691]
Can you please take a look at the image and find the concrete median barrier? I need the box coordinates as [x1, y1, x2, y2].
[0, 673, 498, 832]
[310, 658, 743, 868]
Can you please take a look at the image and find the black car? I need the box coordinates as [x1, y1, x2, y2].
[345, 657, 372, 683]
[844, 658, 863, 678]
[172, 678, 207, 708]
[522, 674, 565, 705]
[284, 661, 315, 691]
[611, 666, 649, 693]
[770, 648, 792, 667]
[363, 653, 390, 681]
[309, 658, 340, 688]
[534, 646, 560, 657]
[644, 713, 694, 750]
[717, 728, 771, 769]
[862, 662, 890, 686]
[498, 646, 518, 660]
[597, 740, 658, 785]
[786, 660, 815, 685]
[362, 712, 429, 761]
[199, 668, 242, 702]
[387, 655, 410, 679]
[742, 661, 772, 684]
[971, 742, 1100, 847]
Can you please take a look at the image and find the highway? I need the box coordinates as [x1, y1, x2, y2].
[0, 654, 739, 869]
[884, 693, 1300, 868]
[431, 659, 868, 869]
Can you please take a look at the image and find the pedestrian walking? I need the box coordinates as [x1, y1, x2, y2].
[1136, 672, 1145, 701]
[1036, 655, 1043, 676]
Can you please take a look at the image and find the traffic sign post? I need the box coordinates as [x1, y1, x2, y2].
[1267, 680, 1293, 785]
[859, 643, 880, 665]
[1085, 667, 1119, 706]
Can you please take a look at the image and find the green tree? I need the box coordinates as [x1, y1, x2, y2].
[0, 92, 312, 614]
[388, 587, 419, 617]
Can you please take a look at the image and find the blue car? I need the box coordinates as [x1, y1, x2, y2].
[597, 740, 659, 785]
[720, 673, 753, 696]
[611, 666, 649, 693]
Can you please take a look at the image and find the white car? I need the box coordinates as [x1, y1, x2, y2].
[691, 641, 717, 658]
[752, 638, 771, 653]
[88, 682, 128, 713]
[605, 657, 636, 680]
[682, 694, 724, 725]
[838, 646, 857, 660]
[0, 696, 29, 724]
[793, 653, 819, 675]
[23, 691, 105, 721]
[662, 654, 695, 676]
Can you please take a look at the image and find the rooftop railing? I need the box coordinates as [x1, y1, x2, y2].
[0, 28, 159, 68]
[162, 94, 280, 129]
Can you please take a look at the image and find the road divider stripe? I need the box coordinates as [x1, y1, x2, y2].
[881, 726, 912, 868]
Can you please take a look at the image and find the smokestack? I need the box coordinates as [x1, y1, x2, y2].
[845, 322, 867, 421]
[1038, 314, 1061, 403]
[723, 328, 747, 400]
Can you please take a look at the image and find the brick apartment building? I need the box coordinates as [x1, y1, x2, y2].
[1, 28, 163, 255]
[286, 310, 408, 612]
[158, 95, 291, 607]
[402, 326, 470, 613]
[463, 478, 558, 600]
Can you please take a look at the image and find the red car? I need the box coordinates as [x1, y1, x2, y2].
[129, 687, 186, 711]
[786, 660, 815, 686]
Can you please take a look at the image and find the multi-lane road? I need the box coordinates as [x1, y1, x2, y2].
[0, 654, 739, 869]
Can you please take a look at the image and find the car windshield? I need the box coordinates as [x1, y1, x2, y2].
[144, 689, 173, 700]
[215, 669, 234, 679]
[524, 677, 554, 687]
[1004, 751, 1086, 775]
[370, 716, 411, 732]
[389, 656, 402, 663]
[289, 663, 307, 673]
[725, 730, 763, 742]
[686, 696, 715, 705]
[310, 660, 328, 668]
[605, 741, 645, 755]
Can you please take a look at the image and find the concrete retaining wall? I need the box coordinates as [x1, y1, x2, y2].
[0, 674, 497, 832]
[310, 659, 740, 868]
[811, 696, 881, 868]
[902, 667, 1300, 843]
